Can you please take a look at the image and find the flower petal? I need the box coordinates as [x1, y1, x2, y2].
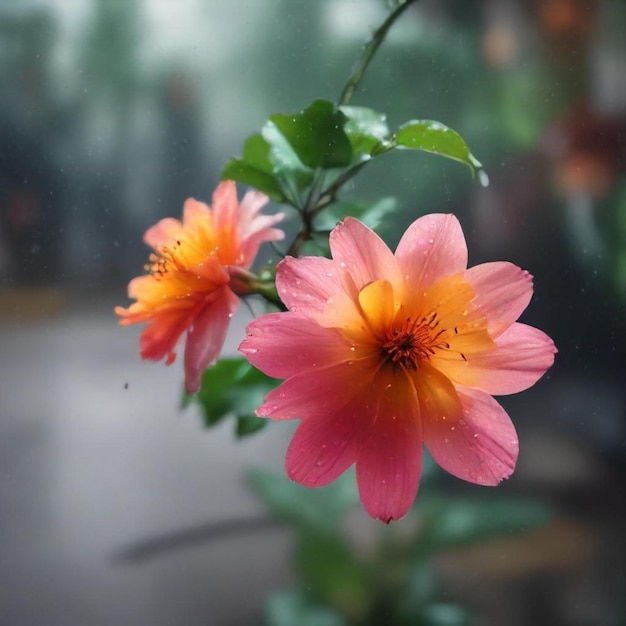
[330, 217, 402, 292]
[144, 217, 185, 249]
[285, 396, 375, 488]
[257, 359, 376, 420]
[355, 369, 423, 522]
[138, 307, 198, 364]
[183, 287, 240, 393]
[465, 261, 533, 338]
[395, 213, 468, 291]
[440, 322, 556, 395]
[423, 386, 518, 486]
[210, 180, 239, 233]
[276, 255, 363, 329]
[240, 312, 354, 379]
[358, 279, 396, 333]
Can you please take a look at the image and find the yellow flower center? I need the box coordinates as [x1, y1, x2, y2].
[349, 274, 493, 376]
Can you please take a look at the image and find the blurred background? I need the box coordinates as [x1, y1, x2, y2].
[0, 0, 624, 624]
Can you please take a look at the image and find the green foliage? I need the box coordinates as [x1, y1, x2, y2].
[264, 590, 347, 626]
[270, 100, 353, 169]
[248, 469, 359, 535]
[222, 102, 485, 226]
[313, 197, 397, 233]
[222, 134, 287, 202]
[339, 105, 392, 157]
[250, 468, 552, 626]
[295, 532, 370, 619]
[411, 494, 553, 560]
[186, 358, 278, 438]
[394, 120, 487, 183]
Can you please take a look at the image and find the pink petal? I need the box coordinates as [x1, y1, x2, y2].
[238, 212, 285, 269]
[286, 395, 375, 488]
[257, 359, 376, 420]
[239, 189, 271, 229]
[465, 261, 533, 338]
[423, 386, 518, 486]
[329, 217, 402, 292]
[183, 287, 239, 393]
[210, 180, 239, 233]
[355, 369, 423, 522]
[234, 187, 286, 267]
[240, 312, 354, 379]
[276, 256, 362, 327]
[138, 308, 197, 364]
[395, 214, 468, 290]
[182, 197, 212, 231]
[144, 217, 185, 249]
[437, 322, 557, 395]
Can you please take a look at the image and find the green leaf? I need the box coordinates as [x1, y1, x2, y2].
[247, 468, 359, 534]
[235, 414, 268, 437]
[394, 120, 488, 184]
[412, 495, 552, 559]
[222, 134, 287, 202]
[340, 105, 393, 157]
[295, 532, 370, 619]
[264, 590, 346, 626]
[262, 121, 316, 203]
[270, 100, 353, 169]
[313, 197, 397, 232]
[189, 358, 278, 438]
[422, 604, 477, 626]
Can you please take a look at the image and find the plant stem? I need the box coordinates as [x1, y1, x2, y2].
[338, 0, 419, 107]
[287, 0, 419, 258]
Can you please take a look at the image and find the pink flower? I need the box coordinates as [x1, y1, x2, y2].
[116, 180, 285, 393]
[240, 215, 556, 522]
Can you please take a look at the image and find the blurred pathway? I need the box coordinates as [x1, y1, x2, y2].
[0, 294, 292, 625]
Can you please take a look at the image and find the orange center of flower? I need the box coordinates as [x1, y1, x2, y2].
[381, 313, 451, 371]
[349, 275, 493, 379]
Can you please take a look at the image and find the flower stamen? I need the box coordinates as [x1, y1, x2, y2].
[381, 312, 450, 371]
[145, 241, 187, 279]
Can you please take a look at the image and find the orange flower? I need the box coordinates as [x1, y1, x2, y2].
[116, 180, 285, 392]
